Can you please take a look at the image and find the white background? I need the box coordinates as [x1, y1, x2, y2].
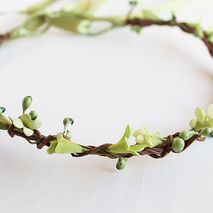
[0, 0, 213, 212]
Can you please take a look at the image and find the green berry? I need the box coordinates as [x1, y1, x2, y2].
[171, 137, 185, 153]
[22, 96, 32, 113]
[201, 127, 213, 137]
[116, 157, 128, 170]
[29, 110, 38, 120]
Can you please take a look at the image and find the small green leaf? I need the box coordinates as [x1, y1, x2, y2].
[179, 130, 197, 141]
[48, 12, 90, 34]
[47, 140, 58, 154]
[20, 114, 42, 130]
[195, 107, 206, 124]
[23, 127, 34, 137]
[130, 143, 149, 152]
[107, 125, 139, 156]
[13, 118, 24, 129]
[55, 133, 85, 154]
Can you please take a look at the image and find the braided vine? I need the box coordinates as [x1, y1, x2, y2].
[0, 0, 213, 170]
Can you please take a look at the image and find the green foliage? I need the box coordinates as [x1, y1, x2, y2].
[107, 125, 139, 156]
[47, 133, 86, 154]
[179, 130, 197, 141]
[20, 114, 42, 130]
[133, 128, 164, 149]
[47, 139, 58, 154]
[190, 105, 213, 131]
[12, 96, 42, 137]
[48, 0, 105, 34]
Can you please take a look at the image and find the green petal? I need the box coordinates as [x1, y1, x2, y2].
[47, 140, 58, 154]
[107, 125, 139, 156]
[55, 133, 85, 154]
[20, 114, 42, 130]
[204, 116, 213, 128]
[195, 107, 206, 124]
[190, 118, 197, 129]
[179, 130, 197, 141]
[131, 143, 149, 152]
[23, 127, 34, 137]
[13, 118, 24, 129]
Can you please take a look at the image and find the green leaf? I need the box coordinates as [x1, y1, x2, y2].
[11, 15, 48, 39]
[107, 125, 139, 156]
[48, 12, 90, 34]
[47, 140, 58, 154]
[195, 107, 206, 124]
[179, 130, 197, 141]
[131, 143, 149, 152]
[55, 133, 85, 154]
[13, 118, 24, 129]
[20, 114, 42, 130]
[24, 15, 47, 32]
[23, 127, 34, 137]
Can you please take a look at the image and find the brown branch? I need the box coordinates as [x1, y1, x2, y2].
[6, 124, 202, 159]
[125, 18, 213, 58]
[0, 33, 10, 45]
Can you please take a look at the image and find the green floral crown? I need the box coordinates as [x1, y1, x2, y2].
[0, 0, 213, 170]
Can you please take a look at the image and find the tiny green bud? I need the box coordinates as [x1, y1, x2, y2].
[201, 127, 213, 137]
[116, 157, 128, 170]
[171, 137, 185, 153]
[129, 0, 138, 6]
[0, 107, 6, 115]
[0, 116, 12, 130]
[179, 130, 197, 141]
[22, 96, 32, 113]
[63, 117, 74, 127]
[29, 110, 38, 120]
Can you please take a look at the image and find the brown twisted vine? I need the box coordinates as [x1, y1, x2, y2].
[6, 124, 202, 159]
[0, 1, 213, 170]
